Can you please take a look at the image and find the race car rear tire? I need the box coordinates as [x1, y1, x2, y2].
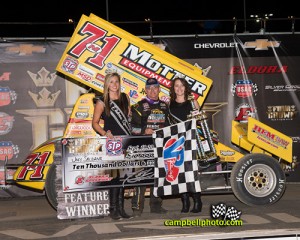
[45, 140, 62, 211]
[45, 164, 57, 210]
[230, 153, 286, 206]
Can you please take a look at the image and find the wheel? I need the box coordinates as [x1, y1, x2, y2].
[45, 164, 58, 210]
[45, 140, 62, 211]
[230, 153, 286, 206]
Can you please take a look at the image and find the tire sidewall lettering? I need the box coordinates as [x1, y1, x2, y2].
[269, 180, 285, 203]
[236, 158, 253, 181]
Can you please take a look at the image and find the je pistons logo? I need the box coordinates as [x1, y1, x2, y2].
[0, 112, 14, 135]
[75, 175, 85, 185]
[235, 103, 256, 123]
[106, 137, 122, 156]
[163, 136, 185, 182]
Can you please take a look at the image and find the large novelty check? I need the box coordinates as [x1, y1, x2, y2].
[62, 136, 155, 192]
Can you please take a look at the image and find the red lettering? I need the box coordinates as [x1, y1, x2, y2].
[17, 152, 51, 180]
[229, 65, 288, 75]
[248, 66, 257, 74]
[68, 22, 120, 70]
[235, 108, 254, 121]
[229, 66, 242, 74]
[266, 66, 277, 73]
[0, 72, 11, 81]
[280, 66, 288, 73]
[257, 66, 267, 73]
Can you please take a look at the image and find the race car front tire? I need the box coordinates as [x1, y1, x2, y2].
[230, 153, 286, 206]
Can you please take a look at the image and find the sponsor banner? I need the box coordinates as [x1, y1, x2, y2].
[56, 14, 213, 107]
[163, 35, 300, 58]
[62, 136, 155, 192]
[266, 105, 297, 121]
[247, 117, 293, 162]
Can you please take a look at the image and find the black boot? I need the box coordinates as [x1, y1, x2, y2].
[118, 188, 131, 219]
[190, 192, 202, 213]
[131, 186, 146, 217]
[149, 187, 167, 214]
[181, 193, 190, 213]
[110, 188, 122, 220]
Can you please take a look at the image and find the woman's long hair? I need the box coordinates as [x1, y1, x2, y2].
[170, 77, 191, 101]
[103, 72, 127, 116]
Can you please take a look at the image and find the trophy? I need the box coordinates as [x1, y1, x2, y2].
[187, 95, 218, 165]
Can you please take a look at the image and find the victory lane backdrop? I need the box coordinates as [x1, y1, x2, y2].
[1, 29, 300, 198]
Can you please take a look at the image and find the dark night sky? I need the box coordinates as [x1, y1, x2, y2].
[0, 0, 297, 37]
[1, 0, 296, 22]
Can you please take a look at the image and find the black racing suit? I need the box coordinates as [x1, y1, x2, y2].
[130, 97, 170, 213]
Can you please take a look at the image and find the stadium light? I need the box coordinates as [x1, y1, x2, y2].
[250, 13, 273, 34]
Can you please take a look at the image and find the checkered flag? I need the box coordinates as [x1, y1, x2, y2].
[224, 206, 241, 221]
[152, 119, 201, 197]
[211, 203, 226, 218]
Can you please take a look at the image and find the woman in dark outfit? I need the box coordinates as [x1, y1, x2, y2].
[169, 77, 202, 213]
[92, 72, 132, 220]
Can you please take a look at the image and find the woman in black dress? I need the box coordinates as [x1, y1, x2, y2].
[92, 72, 132, 220]
[169, 77, 202, 213]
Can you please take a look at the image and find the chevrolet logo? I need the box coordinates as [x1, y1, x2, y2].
[243, 39, 280, 50]
[5, 44, 46, 56]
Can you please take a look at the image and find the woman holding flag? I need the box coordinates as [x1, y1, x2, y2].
[169, 77, 202, 213]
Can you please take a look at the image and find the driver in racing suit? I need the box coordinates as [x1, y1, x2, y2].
[130, 77, 170, 216]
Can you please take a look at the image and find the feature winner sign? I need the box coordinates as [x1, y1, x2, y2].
[57, 190, 110, 220]
[56, 13, 212, 106]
